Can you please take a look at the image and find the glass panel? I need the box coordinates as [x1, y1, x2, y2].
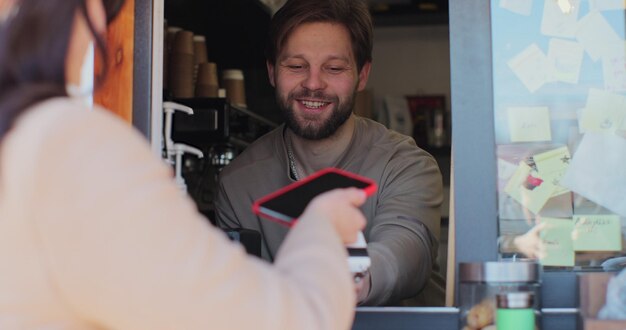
[491, 0, 626, 270]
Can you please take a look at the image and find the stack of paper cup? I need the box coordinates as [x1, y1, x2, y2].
[169, 30, 195, 98]
[163, 26, 182, 90]
[196, 62, 219, 97]
[223, 69, 246, 108]
[192, 35, 208, 85]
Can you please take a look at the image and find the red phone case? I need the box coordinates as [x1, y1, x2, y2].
[252, 167, 377, 227]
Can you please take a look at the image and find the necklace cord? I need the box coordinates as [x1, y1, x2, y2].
[286, 134, 300, 181]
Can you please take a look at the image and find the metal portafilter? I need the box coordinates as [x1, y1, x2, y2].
[207, 143, 238, 169]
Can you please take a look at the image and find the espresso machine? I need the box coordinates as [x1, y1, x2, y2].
[165, 97, 277, 257]
[167, 97, 233, 220]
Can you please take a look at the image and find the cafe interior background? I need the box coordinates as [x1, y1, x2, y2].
[161, 0, 454, 297]
[84, 0, 626, 328]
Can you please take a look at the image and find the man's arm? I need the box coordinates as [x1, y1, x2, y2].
[362, 150, 443, 306]
[214, 174, 243, 230]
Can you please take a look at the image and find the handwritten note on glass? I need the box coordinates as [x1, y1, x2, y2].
[492, 0, 626, 267]
[541, 0, 580, 38]
[575, 11, 623, 62]
[508, 44, 554, 93]
[505, 161, 556, 214]
[573, 214, 622, 251]
[579, 88, 626, 133]
[533, 146, 571, 197]
[602, 45, 626, 92]
[539, 217, 575, 267]
[548, 38, 584, 84]
[508, 106, 552, 142]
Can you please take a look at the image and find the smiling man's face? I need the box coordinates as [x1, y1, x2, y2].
[268, 21, 371, 140]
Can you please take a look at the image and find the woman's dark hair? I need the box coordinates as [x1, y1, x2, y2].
[266, 0, 373, 72]
[0, 0, 124, 141]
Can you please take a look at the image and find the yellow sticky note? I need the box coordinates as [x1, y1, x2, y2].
[548, 38, 584, 84]
[507, 44, 554, 93]
[589, 0, 626, 12]
[504, 162, 556, 214]
[508, 107, 552, 142]
[602, 46, 626, 92]
[579, 88, 626, 133]
[499, 0, 533, 15]
[576, 11, 623, 61]
[541, 0, 580, 38]
[533, 146, 571, 197]
[540, 217, 575, 267]
[573, 214, 623, 251]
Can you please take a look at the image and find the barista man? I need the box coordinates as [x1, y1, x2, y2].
[215, 0, 444, 306]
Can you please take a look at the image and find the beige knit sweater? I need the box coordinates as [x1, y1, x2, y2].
[0, 98, 354, 329]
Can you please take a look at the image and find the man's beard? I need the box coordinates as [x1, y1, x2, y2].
[278, 88, 356, 140]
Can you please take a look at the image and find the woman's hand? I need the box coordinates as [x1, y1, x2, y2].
[300, 188, 367, 244]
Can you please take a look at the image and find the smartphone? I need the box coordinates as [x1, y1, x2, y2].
[252, 167, 376, 280]
[252, 167, 377, 227]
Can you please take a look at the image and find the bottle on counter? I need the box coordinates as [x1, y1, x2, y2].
[496, 292, 535, 330]
[459, 260, 541, 330]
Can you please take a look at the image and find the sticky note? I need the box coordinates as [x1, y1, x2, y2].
[533, 146, 571, 197]
[541, 0, 581, 38]
[589, 0, 626, 11]
[602, 46, 626, 92]
[499, 0, 533, 15]
[507, 44, 554, 93]
[548, 38, 584, 84]
[579, 88, 626, 133]
[505, 162, 556, 214]
[560, 132, 626, 217]
[508, 107, 552, 142]
[573, 214, 622, 251]
[576, 11, 623, 61]
[539, 217, 575, 267]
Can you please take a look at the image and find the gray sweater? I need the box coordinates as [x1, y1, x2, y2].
[216, 116, 445, 306]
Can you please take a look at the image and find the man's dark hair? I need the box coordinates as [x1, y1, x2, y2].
[0, 0, 124, 141]
[266, 0, 373, 72]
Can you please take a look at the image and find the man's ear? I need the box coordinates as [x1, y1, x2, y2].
[266, 60, 276, 87]
[357, 61, 372, 91]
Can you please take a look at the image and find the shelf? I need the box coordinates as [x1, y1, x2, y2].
[370, 1, 449, 27]
[372, 11, 448, 26]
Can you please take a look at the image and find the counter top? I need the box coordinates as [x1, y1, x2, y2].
[352, 306, 578, 329]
